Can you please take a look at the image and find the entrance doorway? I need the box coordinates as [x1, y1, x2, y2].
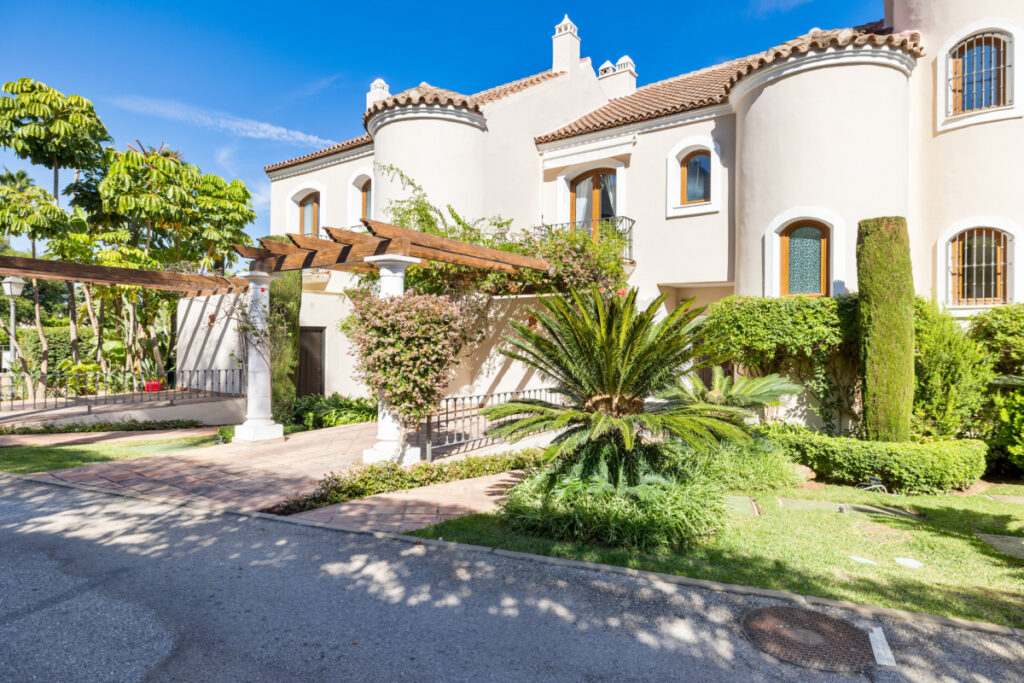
[298, 327, 325, 396]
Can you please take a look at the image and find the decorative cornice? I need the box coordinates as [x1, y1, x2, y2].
[537, 103, 732, 153]
[729, 45, 918, 107]
[365, 104, 488, 137]
[266, 144, 374, 180]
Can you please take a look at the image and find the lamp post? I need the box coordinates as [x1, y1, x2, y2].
[1, 276, 25, 371]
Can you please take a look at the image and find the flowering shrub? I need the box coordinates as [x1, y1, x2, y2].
[524, 223, 628, 293]
[344, 292, 466, 426]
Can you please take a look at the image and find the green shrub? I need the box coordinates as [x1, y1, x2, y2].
[990, 389, 1024, 471]
[913, 300, 994, 436]
[0, 418, 201, 435]
[501, 460, 726, 552]
[16, 326, 95, 372]
[970, 304, 1024, 376]
[291, 393, 377, 429]
[273, 449, 547, 514]
[703, 438, 803, 491]
[857, 217, 915, 442]
[262, 236, 302, 421]
[765, 426, 986, 494]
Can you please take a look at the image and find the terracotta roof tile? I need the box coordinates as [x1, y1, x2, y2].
[362, 82, 481, 128]
[536, 26, 924, 144]
[263, 134, 371, 173]
[472, 69, 565, 104]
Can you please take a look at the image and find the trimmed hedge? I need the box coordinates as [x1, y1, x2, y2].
[767, 428, 986, 494]
[269, 449, 546, 514]
[857, 217, 915, 442]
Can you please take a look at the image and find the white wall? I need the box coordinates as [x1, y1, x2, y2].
[176, 294, 245, 374]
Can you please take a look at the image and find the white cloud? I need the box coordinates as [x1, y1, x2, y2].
[248, 181, 271, 211]
[110, 95, 337, 148]
[289, 73, 343, 99]
[747, 0, 814, 17]
[214, 145, 239, 176]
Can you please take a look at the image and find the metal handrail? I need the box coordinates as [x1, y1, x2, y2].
[414, 387, 558, 462]
[0, 368, 246, 413]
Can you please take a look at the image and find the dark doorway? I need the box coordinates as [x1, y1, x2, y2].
[298, 327, 325, 397]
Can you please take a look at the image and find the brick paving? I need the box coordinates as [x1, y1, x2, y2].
[292, 470, 526, 533]
[28, 422, 378, 510]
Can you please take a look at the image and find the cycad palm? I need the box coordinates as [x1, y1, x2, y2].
[482, 288, 752, 486]
[667, 366, 801, 409]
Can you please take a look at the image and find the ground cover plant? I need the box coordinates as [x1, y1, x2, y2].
[269, 449, 546, 514]
[412, 482, 1024, 629]
[0, 434, 220, 474]
[291, 393, 377, 429]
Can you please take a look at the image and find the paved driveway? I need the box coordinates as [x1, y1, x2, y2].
[1, 475, 1021, 682]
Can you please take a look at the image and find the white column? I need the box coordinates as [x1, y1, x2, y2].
[233, 271, 285, 443]
[361, 254, 422, 465]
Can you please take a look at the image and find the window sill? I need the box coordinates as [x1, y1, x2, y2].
[666, 202, 719, 219]
[946, 303, 1009, 318]
[938, 105, 1022, 133]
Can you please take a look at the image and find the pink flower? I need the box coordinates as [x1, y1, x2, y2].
[616, 288, 627, 296]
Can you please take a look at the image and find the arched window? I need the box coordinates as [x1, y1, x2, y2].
[360, 179, 372, 220]
[570, 169, 616, 238]
[948, 31, 1013, 116]
[949, 227, 1012, 305]
[680, 150, 710, 205]
[780, 222, 830, 297]
[299, 192, 319, 236]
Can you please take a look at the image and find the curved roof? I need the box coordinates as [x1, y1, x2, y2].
[535, 25, 924, 144]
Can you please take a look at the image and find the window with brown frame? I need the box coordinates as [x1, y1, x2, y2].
[570, 169, 616, 239]
[299, 192, 319, 237]
[780, 221, 829, 297]
[680, 150, 711, 205]
[949, 227, 1011, 306]
[948, 32, 1012, 116]
[360, 179, 372, 220]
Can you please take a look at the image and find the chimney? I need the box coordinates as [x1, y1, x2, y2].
[366, 78, 390, 110]
[552, 14, 580, 73]
[598, 55, 637, 99]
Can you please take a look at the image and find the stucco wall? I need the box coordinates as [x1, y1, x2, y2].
[176, 294, 244, 374]
[734, 61, 911, 297]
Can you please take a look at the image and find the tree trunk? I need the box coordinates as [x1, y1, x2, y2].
[146, 323, 166, 379]
[82, 285, 105, 370]
[0, 312, 30, 375]
[52, 159, 59, 206]
[66, 281, 80, 365]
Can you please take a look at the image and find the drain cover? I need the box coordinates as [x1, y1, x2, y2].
[741, 606, 876, 672]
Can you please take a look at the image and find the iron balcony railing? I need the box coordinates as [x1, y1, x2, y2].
[536, 216, 635, 262]
[0, 368, 246, 413]
[412, 387, 560, 462]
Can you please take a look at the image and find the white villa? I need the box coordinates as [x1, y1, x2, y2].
[261, 0, 1023, 399]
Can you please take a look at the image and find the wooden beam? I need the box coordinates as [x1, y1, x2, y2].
[323, 226, 385, 246]
[252, 237, 412, 273]
[259, 237, 308, 255]
[286, 232, 347, 253]
[232, 244, 273, 260]
[361, 218, 549, 271]
[0, 254, 247, 293]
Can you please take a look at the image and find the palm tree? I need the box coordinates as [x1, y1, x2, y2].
[0, 167, 34, 192]
[482, 288, 753, 486]
[666, 365, 801, 410]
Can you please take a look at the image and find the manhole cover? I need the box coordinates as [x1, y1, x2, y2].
[741, 606, 875, 672]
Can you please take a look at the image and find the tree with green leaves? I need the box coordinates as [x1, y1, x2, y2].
[0, 167, 34, 192]
[482, 288, 753, 487]
[857, 216, 915, 442]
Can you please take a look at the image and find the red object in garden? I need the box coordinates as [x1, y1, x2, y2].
[144, 380, 162, 392]
[616, 288, 628, 296]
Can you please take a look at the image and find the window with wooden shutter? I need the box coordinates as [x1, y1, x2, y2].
[948, 32, 1012, 116]
[949, 228, 1012, 306]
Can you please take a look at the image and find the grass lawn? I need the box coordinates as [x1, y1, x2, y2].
[0, 434, 221, 475]
[411, 482, 1024, 629]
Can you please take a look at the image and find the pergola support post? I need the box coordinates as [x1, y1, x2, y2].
[233, 271, 284, 443]
[362, 254, 422, 465]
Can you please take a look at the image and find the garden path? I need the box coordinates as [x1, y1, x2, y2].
[27, 422, 378, 510]
[291, 470, 525, 532]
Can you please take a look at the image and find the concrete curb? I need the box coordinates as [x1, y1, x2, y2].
[5, 470, 1023, 639]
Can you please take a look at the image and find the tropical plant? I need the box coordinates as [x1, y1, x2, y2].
[664, 366, 800, 410]
[482, 288, 755, 487]
[291, 393, 378, 429]
[0, 167, 33, 192]
[857, 216, 915, 442]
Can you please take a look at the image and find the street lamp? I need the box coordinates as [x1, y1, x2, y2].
[1, 276, 25, 371]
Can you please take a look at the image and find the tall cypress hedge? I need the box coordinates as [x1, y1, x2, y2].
[856, 217, 914, 442]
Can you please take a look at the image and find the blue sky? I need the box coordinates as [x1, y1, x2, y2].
[1, 0, 877, 250]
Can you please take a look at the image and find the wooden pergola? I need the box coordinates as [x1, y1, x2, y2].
[230, 218, 550, 275]
[0, 254, 250, 296]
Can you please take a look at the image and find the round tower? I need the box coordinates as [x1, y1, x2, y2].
[364, 82, 486, 222]
[731, 28, 922, 297]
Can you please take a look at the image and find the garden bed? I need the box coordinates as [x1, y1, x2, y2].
[410, 482, 1024, 629]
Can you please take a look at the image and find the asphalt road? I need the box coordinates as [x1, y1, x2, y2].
[1, 475, 1021, 682]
